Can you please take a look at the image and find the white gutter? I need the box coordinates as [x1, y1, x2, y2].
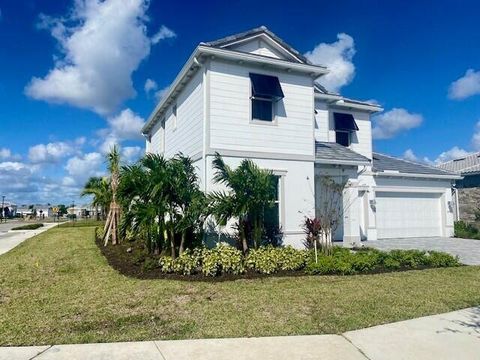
[315, 93, 383, 113]
[198, 45, 328, 76]
[315, 159, 371, 166]
[372, 171, 462, 180]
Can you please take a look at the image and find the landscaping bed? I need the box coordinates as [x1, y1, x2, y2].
[96, 229, 461, 281]
[11, 223, 44, 230]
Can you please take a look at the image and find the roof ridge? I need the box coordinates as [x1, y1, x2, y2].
[203, 26, 310, 64]
[372, 152, 455, 175]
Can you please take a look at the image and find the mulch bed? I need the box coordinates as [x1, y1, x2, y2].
[95, 232, 306, 282]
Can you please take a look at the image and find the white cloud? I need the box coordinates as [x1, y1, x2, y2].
[97, 108, 145, 153]
[471, 120, 480, 150]
[154, 85, 170, 102]
[305, 33, 355, 93]
[107, 108, 145, 140]
[25, 0, 174, 115]
[448, 69, 480, 100]
[0, 148, 11, 160]
[372, 108, 423, 139]
[144, 78, 158, 94]
[28, 141, 75, 164]
[151, 25, 176, 44]
[65, 152, 104, 186]
[435, 146, 471, 164]
[122, 146, 143, 163]
[402, 149, 419, 162]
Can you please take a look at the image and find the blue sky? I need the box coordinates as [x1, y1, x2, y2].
[1, 0, 480, 205]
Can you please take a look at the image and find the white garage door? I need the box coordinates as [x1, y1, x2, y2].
[376, 192, 442, 239]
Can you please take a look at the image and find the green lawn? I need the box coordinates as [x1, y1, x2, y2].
[0, 226, 479, 346]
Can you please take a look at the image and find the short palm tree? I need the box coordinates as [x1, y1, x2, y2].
[209, 153, 277, 253]
[81, 177, 111, 220]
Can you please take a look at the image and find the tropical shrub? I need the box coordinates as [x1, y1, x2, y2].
[454, 221, 480, 239]
[246, 246, 307, 274]
[305, 248, 460, 275]
[201, 243, 245, 276]
[425, 251, 460, 267]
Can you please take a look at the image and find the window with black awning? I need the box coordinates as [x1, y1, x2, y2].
[334, 112, 359, 131]
[249, 73, 284, 102]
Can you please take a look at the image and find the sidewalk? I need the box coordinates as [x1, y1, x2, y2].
[1, 307, 479, 360]
[0, 223, 59, 255]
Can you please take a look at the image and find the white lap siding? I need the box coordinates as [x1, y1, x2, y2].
[208, 59, 315, 158]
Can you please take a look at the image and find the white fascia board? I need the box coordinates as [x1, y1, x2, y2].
[372, 171, 462, 180]
[217, 33, 305, 64]
[315, 159, 371, 166]
[198, 46, 328, 76]
[315, 93, 383, 113]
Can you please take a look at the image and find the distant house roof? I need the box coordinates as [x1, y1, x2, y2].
[437, 152, 480, 174]
[373, 152, 458, 178]
[315, 142, 370, 165]
[203, 25, 311, 64]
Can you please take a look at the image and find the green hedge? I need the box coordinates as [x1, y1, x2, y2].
[156, 244, 460, 277]
[305, 247, 460, 275]
[11, 223, 44, 231]
[454, 221, 480, 240]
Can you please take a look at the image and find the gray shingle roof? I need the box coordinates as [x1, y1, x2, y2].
[203, 26, 310, 65]
[372, 152, 457, 177]
[437, 152, 480, 174]
[315, 142, 370, 164]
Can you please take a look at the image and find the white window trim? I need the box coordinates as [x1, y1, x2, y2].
[249, 79, 278, 125]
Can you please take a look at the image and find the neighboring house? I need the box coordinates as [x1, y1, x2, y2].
[142, 26, 460, 247]
[1, 202, 17, 218]
[438, 152, 480, 223]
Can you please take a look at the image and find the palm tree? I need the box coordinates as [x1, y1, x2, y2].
[209, 153, 277, 253]
[103, 146, 121, 245]
[119, 154, 171, 256]
[119, 153, 206, 257]
[81, 177, 111, 220]
[170, 154, 207, 255]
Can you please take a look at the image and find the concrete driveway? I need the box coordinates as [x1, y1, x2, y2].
[364, 237, 480, 265]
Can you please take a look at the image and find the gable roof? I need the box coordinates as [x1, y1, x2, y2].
[203, 26, 310, 64]
[372, 152, 458, 178]
[437, 152, 480, 174]
[315, 142, 370, 166]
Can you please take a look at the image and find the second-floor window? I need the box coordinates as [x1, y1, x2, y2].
[333, 112, 358, 147]
[249, 73, 284, 122]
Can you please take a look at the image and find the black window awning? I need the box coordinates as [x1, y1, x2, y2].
[334, 112, 359, 132]
[250, 73, 284, 102]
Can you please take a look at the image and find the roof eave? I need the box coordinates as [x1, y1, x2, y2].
[315, 93, 383, 113]
[199, 45, 328, 75]
[373, 171, 462, 180]
[315, 158, 371, 166]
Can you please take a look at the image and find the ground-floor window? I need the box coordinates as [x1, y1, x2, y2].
[264, 175, 283, 242]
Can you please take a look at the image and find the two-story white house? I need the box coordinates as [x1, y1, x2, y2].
[142, 26, 460, 247]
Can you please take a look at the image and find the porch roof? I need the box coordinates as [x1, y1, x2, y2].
[315, 141, 370, 166]
[372, 152, 459, 178]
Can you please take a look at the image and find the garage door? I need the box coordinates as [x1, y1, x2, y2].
[376, 192, 442, 239]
